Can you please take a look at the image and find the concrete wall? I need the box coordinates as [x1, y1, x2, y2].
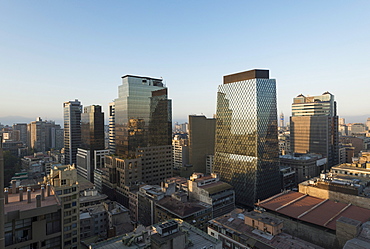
[265, 212, 339, 248]
[299, 184, 370, 210]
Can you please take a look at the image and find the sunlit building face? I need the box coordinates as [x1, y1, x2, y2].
[213, 69, 280, 207]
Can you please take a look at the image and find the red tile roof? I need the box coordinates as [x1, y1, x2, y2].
[257, 191, 370, 231]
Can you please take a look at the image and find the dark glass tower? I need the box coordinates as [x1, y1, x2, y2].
[81, 105, 105, 151]
[77, 105, 106, 182]
[63, 99, 82, 165]
[213, 69, 280, 207]
[114, 75, 171, 157]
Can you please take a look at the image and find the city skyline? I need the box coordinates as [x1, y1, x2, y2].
[1, 1, 370, 125]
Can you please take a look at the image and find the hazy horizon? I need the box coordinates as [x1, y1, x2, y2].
[1, 113, 368, 128]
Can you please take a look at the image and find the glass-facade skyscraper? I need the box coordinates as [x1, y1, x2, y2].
[114, 75, 171, 157]
[63, 99, 82, 165]
[213, 69, 280, 207]
[80, 105, 105, 151]
[290, 92, 339, 167]
[77, 105, 108, 182]
[103, 75, 172, 207]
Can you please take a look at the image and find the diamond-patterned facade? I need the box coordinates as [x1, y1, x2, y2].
[213, 71, 280, 207]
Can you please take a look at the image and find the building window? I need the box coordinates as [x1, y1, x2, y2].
[61, 179, 67, 185]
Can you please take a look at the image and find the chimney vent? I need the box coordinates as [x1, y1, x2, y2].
[36, 194, 41, 207]
[11, 180, 17, 194]
[4, 188, 9, 204]
[41, 185, 45, 201]
[47, 183, 51, 197]
[19, 186, 23, 202]
[27, 187, 32, 203]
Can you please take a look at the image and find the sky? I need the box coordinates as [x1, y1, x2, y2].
[1, 1, 370, 126]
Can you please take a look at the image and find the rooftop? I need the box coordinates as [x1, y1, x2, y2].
[199, 181, 233, 195]
[157, 196, 211, 218]
[332, 164, 370, 173]
[90, 220, 220, 249]
[257, 191, 370, 231]
[4, 188, 59, 213]
[280, 153, 323, 161]
[121, 75, 163, 81]
[165, 176, 188, 185]
[210, 209, 323, 249]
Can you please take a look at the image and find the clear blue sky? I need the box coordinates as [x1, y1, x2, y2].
[1, 1, 370, 125]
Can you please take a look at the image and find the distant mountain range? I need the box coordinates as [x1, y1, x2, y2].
[0, 115, 368, 127]
[0, 116, 63, 126]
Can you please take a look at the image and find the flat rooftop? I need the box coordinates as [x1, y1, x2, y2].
[280, 154, 322, 160]
[199, 181, 233, 195]
[210, 209, 323, 249]
[332, 164, 370, 173]
[121, 75, 162, 81]
[157, 196, 211, 218]
[4, 188, 59, 213]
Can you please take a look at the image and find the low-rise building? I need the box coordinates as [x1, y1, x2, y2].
[80, 188, 108, 211]
[208, 209, 322, 249]
[104, 200, 133, 238]
[137, 185, 165, 226]
[280, 153, 327, 184]
[279, 166, 296, 190]
[188, 172, 235, 218]
[89, 219, 221, 249]
[155, 195, 212, 231]
[4, 184, 62, 248]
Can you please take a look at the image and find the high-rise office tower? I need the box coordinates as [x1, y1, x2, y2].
[279, 112, 284, 127]
[103, 75, 172, 206]
[63, 99, 82, 165]
[188, 115, 216, 175]
[290, 92, 339, 167]
[108, 102, 115, 154]
[77, 105, 108, 182]
[114, 75, 171, 157]
[172, 134, 189, 169]
[27, 118, 62, 152]
[81, 105, 105, 151]
[213, 69, 280, 207]
[13, 123, 28, 146]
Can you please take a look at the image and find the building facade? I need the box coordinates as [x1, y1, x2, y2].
[290, 92, 339, 167]
[188, 115, 216, 175]
[103, 75, 173, 207]
[172, 134, 189, 170]
[63, 99, 82, 165]
[113, 75, 171, 157]
[77, 105, 108, 182]
[45, 164, 80, 249]
[108, 102, 115, 154]
[280, 153, 327, 184]
[28, 118, 62, 153]
[13, 123, 28, 146]
[213, 69, 281, 207]
[3, 185, 63, 249]
[188, 173, 235, 218]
